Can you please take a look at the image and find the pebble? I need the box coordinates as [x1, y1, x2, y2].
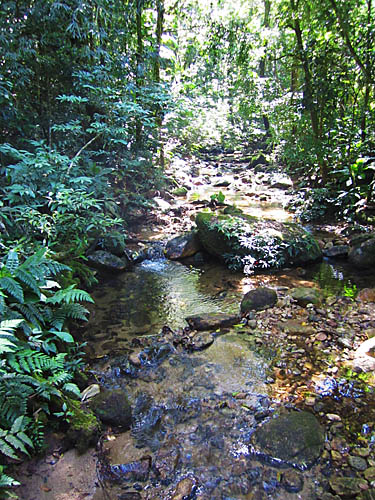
[171, 476, 197, 499]
[327, 414, 342, 422]
[348, 455, 368, 471]
[129, 351, 142, 366]
[365, 468, 375, 481]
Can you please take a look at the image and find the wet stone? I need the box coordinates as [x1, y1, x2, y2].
[329, 476, 369, 496]
[110, 457, 151, 482]
[348, 455, 368, 471]
[241, 287, 278, 313]
[365, 467, 375, 481]
[188, 332, 215, 351]
[281, 470, 304, 493]
[290, 287, 322, 307]
[118, 493, 142, 500]
[185, 313, 240, 331]
[87, 250, 131, 273]
[90, 389, 132, 429]
[171, 476, 198, 500]
[165, 231, 202, 260]
[153, 443, 181, 481]
[323, 245, 350, 258]
[251, 411, 325, 469]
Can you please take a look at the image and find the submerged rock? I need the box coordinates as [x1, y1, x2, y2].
[87, 250, 131, 272]
[251, 411, 325, 469]
[171, 476, 198, 499]
[195, 212, 322, 270]
[90, 389, 132, 429]
[329, 476, 368, 496]
[241, 287, 278, 313]
[189, 332, 215, 351]
[110, 457, 151, 482]
[185, 312, 240, 331]
[165, 231, 202, 260]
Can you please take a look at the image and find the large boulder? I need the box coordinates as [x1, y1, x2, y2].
[251, 411, 325, 469]
[165, 232, 202, 260]
[195, 212, 321, 271]
[349, 236, 375, 269]
[241, 287, 277, 313]
[87, 250, 132, 273]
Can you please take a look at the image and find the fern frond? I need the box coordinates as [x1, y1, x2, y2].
[5, 434, 29, 456]
[0, 277, 24, 303]
[15, 269, 41, 297]
[0, 320, 23, 354]
[42, 260, 70, 277]
[46, 285, 94, 305]
[5, 251, 19, 274]
[12, 303, 42, 328]
[0, 466, 20, 487]
[0, 293, 5, 315]
[56, 303, 90, 322]
[0, 438, 19, 460]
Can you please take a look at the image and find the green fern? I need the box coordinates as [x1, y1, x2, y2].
[0, 466, 20, 488]
[0, 320, 23, 354]
[0, 416, 34, 460]
[0, 277, 24, 303]
[46, 284, 94, 305]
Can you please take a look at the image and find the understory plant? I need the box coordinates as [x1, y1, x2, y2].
[0, 248, 94, 497]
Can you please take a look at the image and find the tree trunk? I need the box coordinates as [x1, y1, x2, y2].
[135, 0, 144, 151]
[154, 0, 165, 165]
[259, 0, 271, 136]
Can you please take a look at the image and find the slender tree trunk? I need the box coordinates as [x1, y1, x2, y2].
[154, 0, 165, 165]
[135, 0, 144, 151]
[259, 0, 271, 136]
[290, 0, 327, 181]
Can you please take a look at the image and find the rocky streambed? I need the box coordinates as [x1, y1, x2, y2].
[13, 153, 375, 499]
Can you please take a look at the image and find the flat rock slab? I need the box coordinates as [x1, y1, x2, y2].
[251, 411, 325, 469]
[185, 313, 240, 331]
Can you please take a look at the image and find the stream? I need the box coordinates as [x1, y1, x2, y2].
[15, 154, 375, 500]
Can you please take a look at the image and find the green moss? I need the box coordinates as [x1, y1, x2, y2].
[67, 400, 100, 454]
[195, 211, 322, 272]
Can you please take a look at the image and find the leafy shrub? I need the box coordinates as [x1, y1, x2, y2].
[0, 248, 93, 494]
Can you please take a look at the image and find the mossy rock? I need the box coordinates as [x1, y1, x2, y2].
[195, 212, 322, 271]
[67, 401, 101, 454]
[290, 287, 322, 307]
[241, 287, 278, 312]
[172, 187, 188, 196]
[251, 411, 325, 469]
[90, 388, 132, 429]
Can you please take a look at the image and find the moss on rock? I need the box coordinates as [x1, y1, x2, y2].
[195, 211, 321, 271]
